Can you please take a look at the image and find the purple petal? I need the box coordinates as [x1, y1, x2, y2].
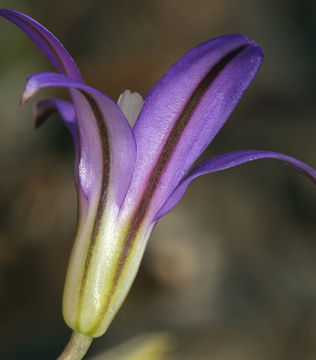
[0, 8, 82, 80]
[155, 150, 316, 219]
[23, 72, 136, 211]
[35, 98, 80, 188]
[35, 98, 77, 140]
[123, 35, 263, 222]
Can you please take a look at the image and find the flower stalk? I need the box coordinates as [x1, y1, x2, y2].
[57, 332, 92, 360]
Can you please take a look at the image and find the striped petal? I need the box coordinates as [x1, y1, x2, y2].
[156, 150, 316, 219]
[0, 8, 82, 80]
[0, 8, 108, 216]
[23, 72, 136, 211]
[121, 35, 263, 223]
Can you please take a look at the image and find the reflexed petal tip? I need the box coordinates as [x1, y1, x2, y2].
[34, 98, 77, 138]
[20, 76, 39, 105]
[0, 8, 82, 80]
[22, 71, 136, 209]
[35, 101, 57, 128]
[155, 150, 316, 219]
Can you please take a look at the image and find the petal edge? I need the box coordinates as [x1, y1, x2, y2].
[155, 150, 316, 219]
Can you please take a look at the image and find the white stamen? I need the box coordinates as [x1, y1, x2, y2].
[117, 89, 144, 127]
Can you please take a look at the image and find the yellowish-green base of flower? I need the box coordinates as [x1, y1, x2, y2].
[57, 331, 93, 360]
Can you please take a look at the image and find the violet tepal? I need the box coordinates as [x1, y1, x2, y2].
[1, 8, 315, 355]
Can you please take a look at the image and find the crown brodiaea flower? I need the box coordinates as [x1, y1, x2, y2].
[1, 8, 315, 360]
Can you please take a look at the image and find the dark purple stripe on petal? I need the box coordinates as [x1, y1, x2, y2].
[0, 9, 82, 80]
[22, 72, 136, 207]
[89, 44, 255, 333]
[76, 91, 111, 320]
[22, 73, 137, 330]
[129, 45, 248, 230]
[125, 35, 263, 228]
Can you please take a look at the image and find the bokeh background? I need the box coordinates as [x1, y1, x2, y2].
[0, 0, 315, 359]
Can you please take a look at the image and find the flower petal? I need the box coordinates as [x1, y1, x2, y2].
[23, 72, 136, 211]
[0, 8, 82, 80]
[35, 98, 77, 140]
[122, 35, 263, 223]
[155, 150, 316, 219]
[23, 73, 137, 337]
[35, 98, 80, 188]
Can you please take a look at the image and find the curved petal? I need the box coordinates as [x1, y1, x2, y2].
[0, 8, 82, 80]
[35, 98, 77, 140]
[23, 72, 136, 211]
[122, 35, 263, 223]
[35, 98, 80, 188]
[155, 150, 316, 219]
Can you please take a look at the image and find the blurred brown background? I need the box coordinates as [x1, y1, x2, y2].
[0, 0, 315, 359]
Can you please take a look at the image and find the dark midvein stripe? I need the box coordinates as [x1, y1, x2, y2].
[90, 44, 248, 333]
[11, 11, 111, 327]
[130, 45, 247, 234]
[13, 13, 69, 75]
[131, 45, 247, 232]
[76, 91, 110, 324]
[15, 14, 104, 320]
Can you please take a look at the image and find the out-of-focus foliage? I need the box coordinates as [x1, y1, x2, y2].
[0, 0, 315, 359]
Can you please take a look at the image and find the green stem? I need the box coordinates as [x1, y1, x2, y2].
[57, 332, 93, 360]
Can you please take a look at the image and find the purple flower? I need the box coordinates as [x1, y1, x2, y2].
[1, 7, 315, 349]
